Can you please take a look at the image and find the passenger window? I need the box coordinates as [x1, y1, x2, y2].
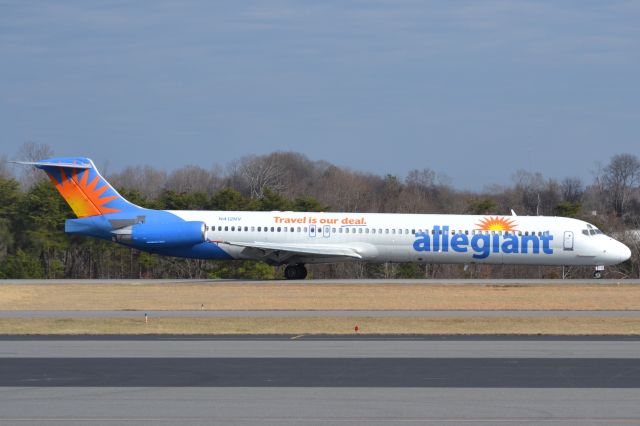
[365, 228, 370, 234]
[277, 227, 281, 232]
[332, 228, 336, 233]
[297, 227, 301, 232]
[304, 227, 308, 232]
[358, 228, 363, 234]
[218, 226, 222, 231]
[257, 227, 261, 231]
[251, 226, 255, 232]
[392, 229, 396, 234]
[225, 226, 229, 231]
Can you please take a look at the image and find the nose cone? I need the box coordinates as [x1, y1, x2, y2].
[599, 238, 632, 265]
[618, 241, 632, 263]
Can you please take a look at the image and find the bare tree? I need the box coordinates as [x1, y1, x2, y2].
[561, 177, 584, 203]
[16, 142, 54, 189]
[165, 165, 221, 195]
[600, 153, 640, 217]
[234, 155, 286, 199]
[406, 169, 437, 188]
[109, 165, 167, 199]
[0, 154, 14, 180]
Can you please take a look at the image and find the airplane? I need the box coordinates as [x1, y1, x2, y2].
[17, 157, 632, 279]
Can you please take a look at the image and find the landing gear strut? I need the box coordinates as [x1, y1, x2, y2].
[284, 264, 308, 280]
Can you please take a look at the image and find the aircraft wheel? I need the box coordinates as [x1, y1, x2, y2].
[284, 264, 307, 280]
[594, 271, 603, 279]
[297, 264, 308, 280]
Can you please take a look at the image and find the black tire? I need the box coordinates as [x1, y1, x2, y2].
[297, 265, 308, 280]
[284, 264, 307, 280]
[284, 265, 296, 280]
[594, 271, 603, 279]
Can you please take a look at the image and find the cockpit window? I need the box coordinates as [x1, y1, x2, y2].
[582, 224, 604, 236]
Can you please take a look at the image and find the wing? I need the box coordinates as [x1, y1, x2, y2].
[212, 240, 367, 264]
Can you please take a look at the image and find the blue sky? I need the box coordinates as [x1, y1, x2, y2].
[1, 1, 639, 189]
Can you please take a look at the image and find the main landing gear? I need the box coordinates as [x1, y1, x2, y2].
[284, 264, 308, 280]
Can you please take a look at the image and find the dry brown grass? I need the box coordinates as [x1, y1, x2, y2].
[1, 283, 639, 311]
[1, 316, 639, 335]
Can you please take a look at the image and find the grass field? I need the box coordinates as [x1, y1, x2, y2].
[1, 316, 640, 335]
[2, 282, 639, 334]
[1, 283, 639, 310]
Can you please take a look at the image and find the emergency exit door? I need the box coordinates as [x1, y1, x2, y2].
[563, 231, 574, 251]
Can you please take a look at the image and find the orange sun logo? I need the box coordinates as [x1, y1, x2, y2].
[475, 216, 517, 232]
[47, 167, 121, 218]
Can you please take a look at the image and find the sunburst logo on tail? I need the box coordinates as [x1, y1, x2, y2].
[47, 167, 121, 218]
[475, 216, 517, 232]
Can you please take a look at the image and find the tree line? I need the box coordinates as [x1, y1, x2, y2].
[1, 143, 639, 279]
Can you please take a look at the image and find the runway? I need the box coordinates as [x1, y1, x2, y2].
[2, 335, 640, 358]
[3, 357, 640, 387]
[1, 336, 639, 425]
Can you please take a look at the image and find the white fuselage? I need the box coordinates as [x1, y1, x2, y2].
[169, 211, 631, 267]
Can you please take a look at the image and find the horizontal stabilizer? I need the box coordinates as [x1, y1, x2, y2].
[12, 160, 92, 169]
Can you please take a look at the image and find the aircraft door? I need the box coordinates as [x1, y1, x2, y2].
[309, 225, 316, 237]
[323, 225, 330, 238]
[563, 231, 574, 251]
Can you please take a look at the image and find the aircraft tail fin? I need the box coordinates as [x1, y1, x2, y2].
[15, 157, 140, 218]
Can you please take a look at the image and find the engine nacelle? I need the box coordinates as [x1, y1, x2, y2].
[114, 221, 206, 248]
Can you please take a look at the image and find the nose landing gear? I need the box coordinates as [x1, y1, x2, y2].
[594, 265, 605, 279]
[284, 264, 308, 280]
